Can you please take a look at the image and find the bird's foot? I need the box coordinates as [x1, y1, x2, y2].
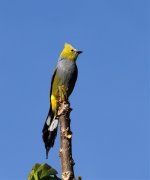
[58, 85, 68, 102]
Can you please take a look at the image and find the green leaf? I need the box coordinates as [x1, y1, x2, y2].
[28, 163, 60, 180]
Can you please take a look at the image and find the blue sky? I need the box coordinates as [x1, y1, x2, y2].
[0, 0, 149, 179]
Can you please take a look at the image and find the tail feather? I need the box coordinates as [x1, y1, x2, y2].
[42, 108, 58, 159]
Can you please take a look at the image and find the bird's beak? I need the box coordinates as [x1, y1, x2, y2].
[76, 50, 82, 54]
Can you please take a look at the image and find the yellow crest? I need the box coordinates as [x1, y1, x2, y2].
[64, 43, 76, 51]
[60, 43, 79, 62]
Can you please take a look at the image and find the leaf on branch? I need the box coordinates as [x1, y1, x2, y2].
[28, 163, 61, 180]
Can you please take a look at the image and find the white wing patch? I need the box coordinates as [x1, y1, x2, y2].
[49, 119, 58, 131]
[46, 116, 51, 126]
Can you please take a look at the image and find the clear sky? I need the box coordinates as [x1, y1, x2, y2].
[0, 0, 149, 180]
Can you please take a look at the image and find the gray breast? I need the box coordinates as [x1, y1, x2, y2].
[56, 59, 77, 91]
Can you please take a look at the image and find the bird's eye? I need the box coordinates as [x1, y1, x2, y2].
[71, 49, 74, 52]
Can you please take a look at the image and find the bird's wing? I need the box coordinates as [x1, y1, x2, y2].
[67, 64, 78, 96]
[49, 68, 57, 97]
[42, 67, 58, 159]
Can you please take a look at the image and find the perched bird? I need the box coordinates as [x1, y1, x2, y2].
[42, 43, 82, 158]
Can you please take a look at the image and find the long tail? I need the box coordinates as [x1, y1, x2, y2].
[42, 107, 58, 159]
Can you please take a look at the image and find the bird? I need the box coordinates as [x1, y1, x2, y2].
[42, 43, 82, 158]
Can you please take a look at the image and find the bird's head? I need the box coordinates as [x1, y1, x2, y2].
[60, 43, 82, 62]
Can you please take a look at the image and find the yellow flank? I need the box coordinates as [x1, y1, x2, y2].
[50, 94, 57, 115]
[60, 43, 79, 62]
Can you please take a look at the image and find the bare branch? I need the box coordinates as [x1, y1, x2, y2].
[58, 86, 75, 180]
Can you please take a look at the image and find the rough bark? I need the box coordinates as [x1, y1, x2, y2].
[58, 99, 75, 180]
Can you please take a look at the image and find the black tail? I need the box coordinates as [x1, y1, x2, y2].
[42, 108, 58, 159]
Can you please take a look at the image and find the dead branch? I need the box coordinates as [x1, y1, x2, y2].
[58, 86, 75, 180]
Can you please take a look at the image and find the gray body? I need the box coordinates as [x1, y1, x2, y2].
[55, 58, 78, 96]
[42, 58, 78, 158]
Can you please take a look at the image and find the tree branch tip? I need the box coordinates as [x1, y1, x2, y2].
[58, 85, 75, 180]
